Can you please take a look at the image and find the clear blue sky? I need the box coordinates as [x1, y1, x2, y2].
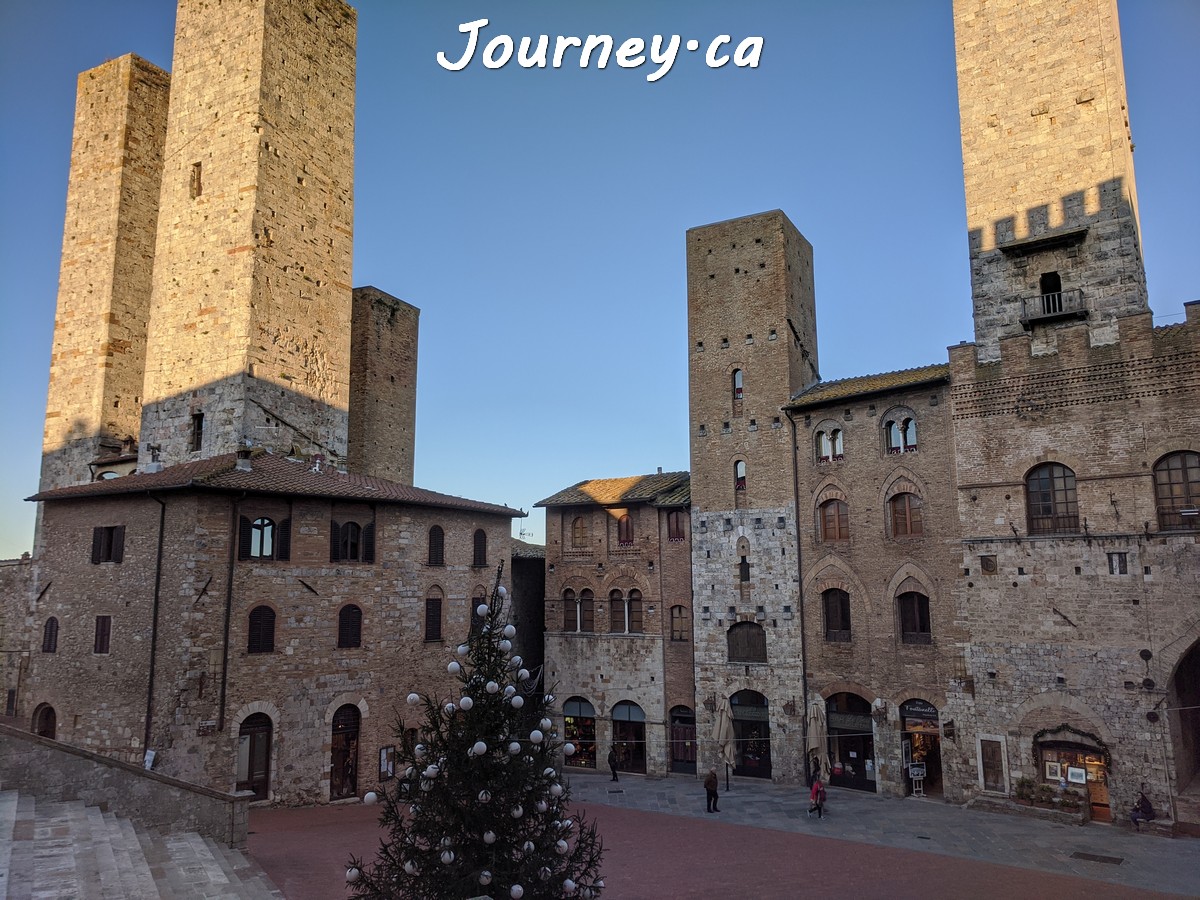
[1, 1, 1196, 558]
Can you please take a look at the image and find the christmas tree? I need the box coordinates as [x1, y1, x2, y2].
[347, 565, 605, 899]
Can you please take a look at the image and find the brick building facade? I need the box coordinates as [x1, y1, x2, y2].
[537, 472, 694, 778]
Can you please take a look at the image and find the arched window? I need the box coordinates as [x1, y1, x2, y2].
[42, 617, 59, 654]
[248, 605, 275, 654]
[1026, 463, 1079, 534]
[735, 460, 747, 492]
[727, 621, 767, 663]
[628, 589, 643, 634]
[885, 413, 918, 454]
[816, 429, 845, 462]
[617, 515, 633, 547]
[425, 588, 443, 642]
[667, 510, 686, 542]
[428, 525, 444, 566]
[612, 701, 648, 774]
[732, 369, 744, 402]
[831, 429, 844, 458]
[609, 590, 625, 633]
[1154, 451, 1200, 530]
[579, 590, 595, 633]
[331, 704, 360, 800]
[562, 589, 577, 632]
[670, 605, 689, 641]
[820, 499, 849, 541]
[473, 529, 487, 566]
[331, 520, 374, 563]
[823, 588, 851, 642]
[889, 493, 924, 537]
[32, 703, 57, 740]
[238, 515, 290, 561]
[898, 592, 931, 644]
[571, 517, 588, 549]
[337, 604, 362, 649]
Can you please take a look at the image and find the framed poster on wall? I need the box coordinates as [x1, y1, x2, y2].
[1045, 761, 1061, 780]
[1067, 766, 1087, 785]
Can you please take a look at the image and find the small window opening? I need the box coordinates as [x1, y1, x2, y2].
[1040, 271, 1063, 315]
[189, 412, 204, 452]
[190, 162, 202, 198]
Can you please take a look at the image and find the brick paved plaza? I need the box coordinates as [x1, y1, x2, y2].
[248, 773, 1199, 899]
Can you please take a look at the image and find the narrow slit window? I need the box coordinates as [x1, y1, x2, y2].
[190, 161, 202, 198]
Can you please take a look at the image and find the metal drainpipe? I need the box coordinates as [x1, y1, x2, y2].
[785, 408, 812, 785]
[217, 493, 246, 732]
[143, 493, 167, 758]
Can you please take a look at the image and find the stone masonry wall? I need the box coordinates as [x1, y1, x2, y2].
[348, 286, 419, 484]
[140, 0, 357, 467]
[40, 55, 169, 495]
[954, 0, 1147, 360]
[21, 486, 515, 807]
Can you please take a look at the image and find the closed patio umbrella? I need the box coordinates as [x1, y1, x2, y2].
[714, 696, 736, 771]
[806, 699, 831, 782]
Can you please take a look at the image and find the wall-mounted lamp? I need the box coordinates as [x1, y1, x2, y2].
[703, 694, 716, 712]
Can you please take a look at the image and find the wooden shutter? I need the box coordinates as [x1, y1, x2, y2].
[276, 518, 291, 561]
[329, 521, 341, 562]
[111, 526, 125, 563]
[91, 527, 103, 564]
[362, 523, 376, 563]
[238, 516, 252, 560]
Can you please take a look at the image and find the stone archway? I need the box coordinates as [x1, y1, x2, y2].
[1167, 637, 1200, 794]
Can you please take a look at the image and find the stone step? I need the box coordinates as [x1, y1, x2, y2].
[205, 835, 288, 899]
[0, 791, 19, 898]
[33, 798, 90, 898]
[113, 811, 162, 899]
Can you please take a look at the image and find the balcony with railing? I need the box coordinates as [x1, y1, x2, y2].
[1020, 288, 1087, 329]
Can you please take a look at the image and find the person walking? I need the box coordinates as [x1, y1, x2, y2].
[808, 776, 827, 819]
[704, 767, 720, 813]
[608, 745, 619, 782]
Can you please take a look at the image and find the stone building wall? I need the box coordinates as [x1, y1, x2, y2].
[0, 556, 33, 719]
[947, 306, 1200, 818]
[21, 487, 515, 806]
[140, 0, 357, 467]
[542, 495, 692, 778]
[954, 0, 1147, 360]
[40, 55, 169, 495]
[792, 379, 967, 798]
[347, 286, 419, 484]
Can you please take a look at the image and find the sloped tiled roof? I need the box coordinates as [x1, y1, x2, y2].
[511, 539, 546, 559]
[535, 471, 690, 509]
[27, 450, 524, 518]
[787, 363, 950, 409]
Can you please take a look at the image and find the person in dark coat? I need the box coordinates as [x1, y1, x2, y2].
[1130, 791, 1156, 831]
[608, 745, 619, 782]
[704, 767, 720, 812]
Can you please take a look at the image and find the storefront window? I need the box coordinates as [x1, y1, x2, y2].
[563, 697, 597, 769]
[900, 698, 942, 797]
[826, 692, 875, 793]
[1038, 742, 1110, 821]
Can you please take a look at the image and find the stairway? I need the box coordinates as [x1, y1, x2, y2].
[0, 790, 284, 899]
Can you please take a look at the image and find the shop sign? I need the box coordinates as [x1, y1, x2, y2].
[828, 712, 872, 732]
[909, 762, 927, 779]
[732, 705, 769, 722]
[899, 699, 938, 720]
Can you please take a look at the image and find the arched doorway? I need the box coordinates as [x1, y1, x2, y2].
[32, 703, 56, 739]
[563, 697, 597, 769]
[826, 692, 876, 792]
[900, 698, 943, 797]
[331, 704, 361, 800]
[1168, 638, 1200, 797]
[236, 713, 272, 801]
[670, 706, 697, 774]
[612, 701, 646, 774]
[730, 690, 771, 779]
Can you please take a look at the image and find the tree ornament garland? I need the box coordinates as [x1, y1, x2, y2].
[348, 562, 605, 898]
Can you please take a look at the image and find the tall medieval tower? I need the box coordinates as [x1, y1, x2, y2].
[138, 0, 357, 467]
[39, 56, 170, 494]
[686, 210, 820, 782]
[955, 0, 1148, 361]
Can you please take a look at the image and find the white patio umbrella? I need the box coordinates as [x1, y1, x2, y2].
[806, 699, 831, 781]
[714, 696, 736, 769]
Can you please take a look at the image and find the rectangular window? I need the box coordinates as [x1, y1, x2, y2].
[189, 412, 204, 452]
[190, 161, 202, 198]
[823, 590, 851, 642]
[1107, 552, 1128, 575]
[90, 526, 125, 564]
[94, 616, 112, 654]
[670, 606, 688, 641]
[424, 598, 442, 642]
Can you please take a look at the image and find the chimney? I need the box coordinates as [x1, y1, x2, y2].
[236, 447, 253, 472]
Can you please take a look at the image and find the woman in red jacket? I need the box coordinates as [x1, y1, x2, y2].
[808, 777, 827, 819]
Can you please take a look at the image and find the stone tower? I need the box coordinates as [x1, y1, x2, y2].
[138, 0, 357, 467]
[39, 55, 170, 493]
[954, 0, 1148, 362]
[686, 210, 819, 782]
[348, 286, 419, 485]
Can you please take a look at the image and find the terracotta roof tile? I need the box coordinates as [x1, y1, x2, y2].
[787, 363, 950, 409]
[27, 450, 523, 518]
[535, 471, 690, 508]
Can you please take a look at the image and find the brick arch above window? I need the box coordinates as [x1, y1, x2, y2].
[881, 468, 925, 504]
[814, 481, 849, 506]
